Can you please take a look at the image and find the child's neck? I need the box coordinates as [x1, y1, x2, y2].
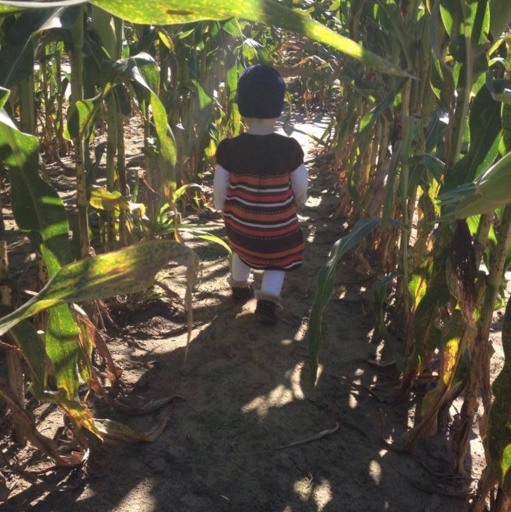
[245, 118, 278, 135]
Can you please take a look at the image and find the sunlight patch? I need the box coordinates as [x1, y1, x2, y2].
[242, 396, 268, 418]
[306, 196, 321, 208]
[349, 377, 362, 409]
[293, 477, 332, 509]
[242, 384, 296, 417]
[285, 362, 305, 400]
[294, 319, 309, 342]
[313, 478, 333, 510]
[116, 477, 157, 509]
[368, 460, 382, 484]
[293, 476, 312, 501]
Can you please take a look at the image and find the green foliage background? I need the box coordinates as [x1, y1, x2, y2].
[1, 0, 511, 508]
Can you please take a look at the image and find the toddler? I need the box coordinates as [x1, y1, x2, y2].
[214, 64, 308, 324]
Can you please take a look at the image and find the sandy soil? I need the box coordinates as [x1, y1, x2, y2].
[1, 113, 493, 512]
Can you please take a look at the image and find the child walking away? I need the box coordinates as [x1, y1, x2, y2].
[214, 64, 308, 325]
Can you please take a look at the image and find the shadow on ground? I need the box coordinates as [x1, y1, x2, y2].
[4, 114, 469, 512]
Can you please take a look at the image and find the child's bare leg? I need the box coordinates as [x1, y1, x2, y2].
[229, 253, 254, 303]
[256, 270, 285, 324]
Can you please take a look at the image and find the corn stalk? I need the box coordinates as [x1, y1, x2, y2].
[0, 0, 414, 467]
[69, 6, 90, 260]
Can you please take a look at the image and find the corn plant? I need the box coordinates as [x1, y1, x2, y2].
[0, 0, 410, 475]
[307, 1, 511, 508]
[474, 295, 511, 511]
[7, 0, 511, 506]
[0, 87, 198, 460]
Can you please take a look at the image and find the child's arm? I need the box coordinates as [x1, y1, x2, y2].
[290, 163, 308, 206]
[213, 165, 230, 211]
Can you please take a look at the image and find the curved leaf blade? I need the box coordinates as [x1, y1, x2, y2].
[7, 319, 48, 395]
[46, 305, 81, 400]
[0, 109, 72, 275]
[307, 218, 380, 384]
[91, 0, 412, 78]
[0, 240, 198, 335]
[114, 53, 177, 180]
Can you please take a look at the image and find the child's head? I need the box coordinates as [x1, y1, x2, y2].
[237, 64, 285, 120]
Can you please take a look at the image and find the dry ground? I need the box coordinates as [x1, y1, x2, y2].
[1, 113, 498, 512]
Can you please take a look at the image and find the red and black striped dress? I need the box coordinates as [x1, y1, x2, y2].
[216, 133, 305, 271]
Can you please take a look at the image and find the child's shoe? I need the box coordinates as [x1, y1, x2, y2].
[231, 285, 254, 304]
[255, 292, 281, 325]
[229, 277, 254, 305]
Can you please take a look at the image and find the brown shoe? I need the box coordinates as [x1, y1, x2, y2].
[232, 286, 254, 304]
[255, 299, 279, 325]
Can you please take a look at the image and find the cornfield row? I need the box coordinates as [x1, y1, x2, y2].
[1, 0, 511, 509]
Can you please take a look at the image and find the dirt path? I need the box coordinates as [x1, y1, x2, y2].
[6, 114, 473, 512]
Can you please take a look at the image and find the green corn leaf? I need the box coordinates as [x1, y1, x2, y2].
[475, 149, 511, 192]
[358, 78, 407, 137]
[0, 87, 9, 110]
[66, 96, 103, 141]
[113, 53, 177, 180]
[0, 240, 198, 336]
[376, 2, 412, 67]
[174, 184, 200, 203]
[50, 391, 104, 439]
[0, 0, 86, 14]
[409, 257, 433, 312]
[0, 7, 80, 88]
[222, 17, 243, 37]
[381, 146, 401, 232]
[0, 109, 72, 275]
[133, 52, 160, 95]
[89, 0, 412, 78]
[440, 0, 489, 76]
[89, 187, 130, 211]
[192, 79, 213, 133]
[486, 295, 511, 494]
[46, 305, 81, 400]
[0, 6, 24, 17]
[489, 0, 511, 40]
[180, 227, 232, 256]
[0, 107, 90, 403]
[372, 271, 399, 360]
[439, 149, 511, 219]
[0, 40, 34, 89]
[307, 218, 380, 385]
[442, 81, 504, 193]
[412, 278, 449, 362]
[408, 154, 444, 188]
[502, 444, 511, 494]
[7, 320, 48, 396]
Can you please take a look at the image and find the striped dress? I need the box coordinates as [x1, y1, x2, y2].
[216, 133, 305, 271]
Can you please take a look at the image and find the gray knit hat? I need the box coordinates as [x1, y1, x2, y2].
[236, 64, 285, 119]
